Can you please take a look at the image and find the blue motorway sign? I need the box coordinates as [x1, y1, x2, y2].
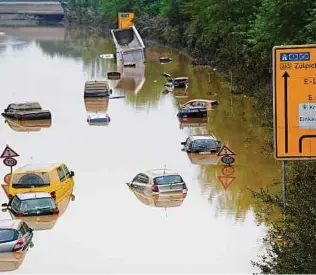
[280, 52, 310, 62]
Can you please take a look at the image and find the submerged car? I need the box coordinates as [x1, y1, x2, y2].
[1, 102, 51, 121]
[181, 135, 222, 154]
[87, 114, 111, 126]
[180, 99, 218, 110]
[6, 163, 75, 203]
[84, 80, 112, 97]
[0, 220, 33, 253]
[177, 106, 207, 118]
[127, 169, 187, 194]
[129, 187, 187, 208]
[2, 192, 59, 217]
[3, 194, 73, 231]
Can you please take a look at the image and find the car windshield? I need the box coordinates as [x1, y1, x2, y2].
[12, 173, 50, 188]
[192, 139, 217, 148]
[0, 229, 17, 244]
[20, 198, 56, 214]
[154, 175, 183, 185]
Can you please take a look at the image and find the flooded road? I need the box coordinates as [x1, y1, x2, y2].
[0, 26, 280, 273]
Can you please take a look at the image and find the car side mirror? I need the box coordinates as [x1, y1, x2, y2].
[69, 171, 75, 177]
[1, 208, 7, 213]
[1, 203, 8, 207]
[181, 142, 186, 145]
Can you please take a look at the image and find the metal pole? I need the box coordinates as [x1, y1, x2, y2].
[10, 166, 12, 174]
[230, 70, 233, 93]
[281, 160, 286, 210]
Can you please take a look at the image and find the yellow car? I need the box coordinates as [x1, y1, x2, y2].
[7, 163, 75, 203]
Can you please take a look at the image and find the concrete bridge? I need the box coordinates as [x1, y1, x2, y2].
[0, 1, 64, 19]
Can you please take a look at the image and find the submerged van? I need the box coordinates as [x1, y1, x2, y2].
[7, 163, 75, 203]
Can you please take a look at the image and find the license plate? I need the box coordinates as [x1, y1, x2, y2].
[199, 151, 211, 155]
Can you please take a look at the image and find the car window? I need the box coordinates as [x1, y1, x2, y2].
[133, 174, 149, 184]
[57, 167, 66, 182]
[19, 223, 27, 236]
[63, 165, 70, 178]
[192, 139, 216, 149]
[154, 175, 183, 185]
[10, 197, 21, 212]
[20, 198, 56, 214]
[0, 230, 17, 243]
[12, 173, 50, 188]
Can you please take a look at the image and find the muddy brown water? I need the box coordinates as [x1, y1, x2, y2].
[0, 26, 280, 273]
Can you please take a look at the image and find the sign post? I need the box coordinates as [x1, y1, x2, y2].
[0, 145, 19, 174]
[273, 44, 316, 209]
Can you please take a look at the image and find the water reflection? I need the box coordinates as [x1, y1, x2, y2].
[128, 187, 187, 208]
[187, 153, 220, 165]
[115, 63, 145, 94]
[4, 118, 52, 132]
[179, 117, 208, 129]
[0, 251, 27, 272]
[84, 97, 109, 113]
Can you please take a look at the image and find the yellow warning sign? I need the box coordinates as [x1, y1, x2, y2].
[274, 44, 316, 159]
[118, 12, 135, 29]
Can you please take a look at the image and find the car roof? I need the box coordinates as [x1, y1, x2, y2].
[14, 163, 62, 173]
[16, 192, 52, 200]
[185, 99, 211, 103]
[0, 219, 21, 230]
[145, 169, 180, 178]
[190, 135, 217, 141]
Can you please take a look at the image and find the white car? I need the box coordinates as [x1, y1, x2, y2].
[127, 169, 187, 194]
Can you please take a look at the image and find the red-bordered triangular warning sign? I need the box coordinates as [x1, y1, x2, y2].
[217, 145, 236, 156]
[218, 175, 235, 190]
[0, 145, 19, 158]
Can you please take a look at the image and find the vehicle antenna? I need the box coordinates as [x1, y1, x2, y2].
[164, 164, 166, 175]
[165, 207, 167, 218]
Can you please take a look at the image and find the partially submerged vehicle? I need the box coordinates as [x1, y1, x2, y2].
[3, 194, 73, 231]
[2, 192, 59, 217]
[177, 106, 207, 118]
[129, 187, 187, 208]
[162, 72, 189, 88]
[1, 102, 51, 121]
[181, 135, 222, 154]
[4, 118, 51, 132]
[84, 80, 112, 97]
[107, 72, 121, 80]
[180, 99, 218, 110]
[4, 163, 75, 203]
[126, 169, 187, 194]
[111, 25, 145, 65]
[84, 97, 109, 113]
[87, 114, 111, 126]
[0, 220, 33, 253]
[159, 57, 172, 64]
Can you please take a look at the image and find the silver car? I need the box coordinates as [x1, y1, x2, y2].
[181, 135, 222, 154]
[127, 169, 188, 194]
[0, 220, 33, 253]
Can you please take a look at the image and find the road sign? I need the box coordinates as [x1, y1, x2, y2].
[118, 12, 134, 29]
[218, 175, 235, 190]
[222, 166, 235, 176]
[221, 155, 235, 165]
[217, 145, 235, 156]
[3, 157, 17, 167]
[0, 145, 19, 158]
[3, 173, 11, 184]
[273, 44, 316, 159]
